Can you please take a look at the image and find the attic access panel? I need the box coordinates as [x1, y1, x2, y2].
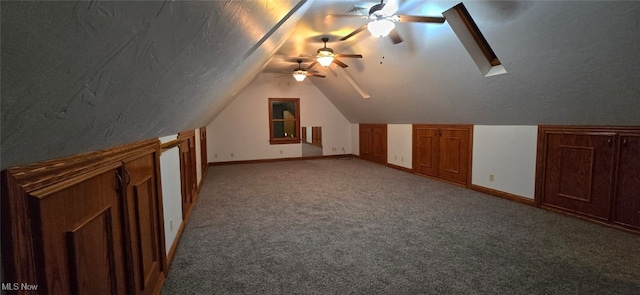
[444, 3, 506, 77]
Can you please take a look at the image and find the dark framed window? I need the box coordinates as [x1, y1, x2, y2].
[268, 98, 301, 144]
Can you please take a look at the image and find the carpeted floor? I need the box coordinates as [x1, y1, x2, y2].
[162, 158, 640, 294]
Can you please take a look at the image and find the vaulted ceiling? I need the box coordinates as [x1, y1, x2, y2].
[2, 0, 639, 169]
[268, 0, 639, 125]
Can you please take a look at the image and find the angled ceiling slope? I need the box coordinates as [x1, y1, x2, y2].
[0, 0, 311, 169]
[265, 0, 640, 126]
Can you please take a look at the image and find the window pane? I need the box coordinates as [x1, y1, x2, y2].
[268, 98, 300, 144]
[273, 121, 285, 138]
[273, 121, 297, 138]
[272, 102, 296, 119]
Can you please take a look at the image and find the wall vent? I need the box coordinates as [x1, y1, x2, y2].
[346, 5, 367, 15]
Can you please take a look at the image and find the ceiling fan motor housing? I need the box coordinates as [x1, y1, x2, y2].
[317, 47, 334, 54]
[369, 3, 385, 16]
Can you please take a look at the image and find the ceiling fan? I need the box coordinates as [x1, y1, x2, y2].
[336, 0, 446, 44]
[289, 59, 325, 82]
[308, 37, 363, 69]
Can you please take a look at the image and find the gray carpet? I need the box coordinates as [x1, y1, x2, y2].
[162, 158, 640, 294]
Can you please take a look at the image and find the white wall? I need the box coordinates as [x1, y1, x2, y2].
[350, 124, 538, 199]
[387, 124, 413, 169]
[158, 134, 183, 255]
[472, 126, 538, 199]
[207, 73, 352, 162]
[351, 124, 359, 156]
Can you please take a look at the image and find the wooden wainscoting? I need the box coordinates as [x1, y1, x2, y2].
[536, 125, 640, 234]
[1, 139, 167, 295]
[178, 131, 198, 221]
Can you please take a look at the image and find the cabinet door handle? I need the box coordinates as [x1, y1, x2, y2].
[622, 137, 628, 145]
[116, 171, 124, 190]
[124, 169, 131, 186]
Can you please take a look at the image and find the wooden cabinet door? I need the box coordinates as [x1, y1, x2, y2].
[413, 126, 439, 177]
[613, 133, 640, 229]
[302, 127, 307, 142]
[200, 128, 208, 177]
[359, 124, 387, 164]
[371, 125, 387, 163]
[542, 132, 616, 220]
[30, 165, 128, 295]
[179, 131, 197, 219]
[413, 125, 471, 186]
[359, 125, 373, 160]
[439, 128, 470, 185]
[179, 139, 193, 217]
[123, 153, 164, 295]
[311, 126, 322, 147]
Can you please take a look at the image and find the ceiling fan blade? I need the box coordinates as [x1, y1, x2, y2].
[340, 24, 368, 41]
[332, 59, 349, 68]
[335, 54, 363, 58]
[308, 73, 326, 78]
[397, 15, 446, 23]
[388, 28, 403, 44]
[380, 0, 399, 15]
[307, 61, 318, 70]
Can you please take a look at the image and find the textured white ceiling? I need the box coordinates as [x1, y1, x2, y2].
[1, 0, 309, 169]
[1, 0, 639, 169]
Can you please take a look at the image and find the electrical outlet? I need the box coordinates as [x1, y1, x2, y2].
[280, 150, 283, 154]
[214, 153, 218, 158]
[231, 153, 234, 157]
[489, 174, 494, 181]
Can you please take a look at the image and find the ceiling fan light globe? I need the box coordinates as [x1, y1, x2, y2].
[292, 70, 307, 81]
[317, 48, 335, 67]
[367, 19, 395, 38]
[317, 56, 334, 67]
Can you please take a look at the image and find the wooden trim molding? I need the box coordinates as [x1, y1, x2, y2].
[4, 138, 160, 193]
[386, 163, 413, 174]
[177, 130, 195, 140]
[164, 220, 186, 274]
[470, 184, 535, 206]
[161, 138, 183, 152]
[268, 98, 301, 145]
[540, 204, 640, 236]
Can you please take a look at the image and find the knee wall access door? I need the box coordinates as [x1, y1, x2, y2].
[536, 126, 640, 232]
[413, 125, 472, 187]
